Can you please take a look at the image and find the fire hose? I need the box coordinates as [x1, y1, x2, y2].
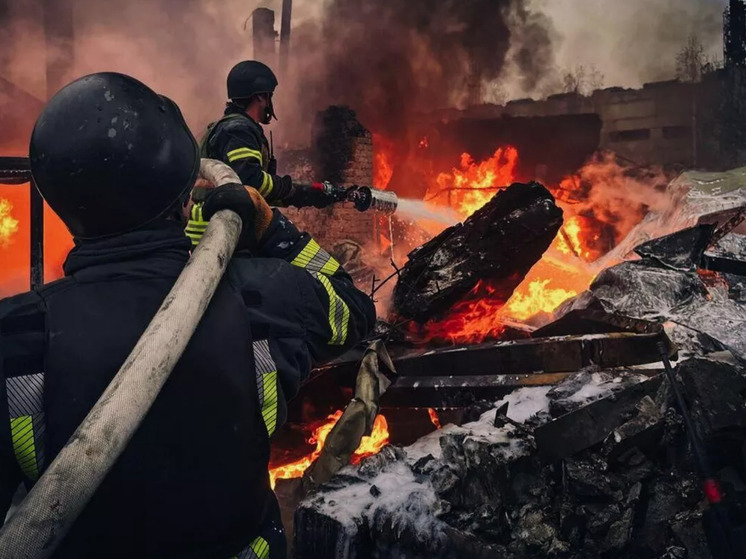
[0, 159, 243, 559]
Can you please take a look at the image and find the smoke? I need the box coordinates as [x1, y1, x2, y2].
[528, 0, 726, 93]
[282, 0, 556, 144]
[0, 0, 729, 150]
[0, 0, 260, 145]
[561, 152, 673, 251]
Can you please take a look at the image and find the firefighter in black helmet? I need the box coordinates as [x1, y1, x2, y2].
[0, 72, 375, 558]
[189, 60, 328, 247]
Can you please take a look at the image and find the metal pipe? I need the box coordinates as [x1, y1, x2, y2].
[0, 160, 242, 559]
[279, 0, 293, 77]
[30, 180, 44, 290]
[252, 8, 276, 65]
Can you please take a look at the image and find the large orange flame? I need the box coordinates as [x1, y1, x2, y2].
[268, 411, 389, 489]
[432, 147, 518, 217]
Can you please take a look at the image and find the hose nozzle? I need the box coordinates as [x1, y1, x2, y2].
[348, 186, 399, 214]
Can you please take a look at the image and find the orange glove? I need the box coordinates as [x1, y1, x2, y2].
[245, 186, 273, 242]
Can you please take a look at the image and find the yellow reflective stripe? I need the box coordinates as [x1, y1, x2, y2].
[261, 371, 278, 437]
[250, 537, 270, 559]
[11, 416, 38, 480]
[259, 172, 274, 198]
[291, 239, 321, 267]
[320, 258, 340, 276]
[187, 203, 209, 246]
[227, 147, 263, 164]
[291, 239, 341, 276]
[313, 273, 350, 345]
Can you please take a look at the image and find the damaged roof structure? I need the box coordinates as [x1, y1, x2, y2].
[288, 168, 746, 559]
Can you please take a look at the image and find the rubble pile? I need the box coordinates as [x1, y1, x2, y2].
[295, 361, 746, 558]
[558, 226, 746, 362]
[292, 169, 746, 558]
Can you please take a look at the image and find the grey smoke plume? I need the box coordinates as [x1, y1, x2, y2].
[0, 0, 254, 144]
[284, 0, 556, 142]
[529, 0, 726, 92]
[0, 0, 731, 150]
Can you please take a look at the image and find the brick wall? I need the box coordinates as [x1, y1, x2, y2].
[280, 107, 376, 250]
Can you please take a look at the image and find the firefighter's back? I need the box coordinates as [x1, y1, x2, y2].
[0, 227, 272, 558]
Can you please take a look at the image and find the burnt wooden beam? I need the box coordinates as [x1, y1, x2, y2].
[315, 331, 677, 384]
[393, 181, 563, 322]
[380, 372, 572, 408]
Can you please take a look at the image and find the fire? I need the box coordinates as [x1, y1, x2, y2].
[399, 144, 608, 343]
[268, 411, 390, 489]
[504, 279, 578, 321]
[0, 198, 19, 247]
[373, 134, 394, 189]
[417, 281, 506, 344]
[428, 408, 442, 429]
[432, 147, 518, 217]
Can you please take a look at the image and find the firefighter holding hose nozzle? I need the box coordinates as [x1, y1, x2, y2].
[0, 72, 375, 558]
[189, 59, 399, 247]
[189, 60, 332, 246]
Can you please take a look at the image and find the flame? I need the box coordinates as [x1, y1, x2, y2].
[399, 144, 609, 343]
[432, 147, 518, 217]
[0, 198, 19, 247]
[373, 134, 394, 189]
[0, 184, 74, 297]
[268, 411, 389, 489]
[428, 408, 442, 429]
[504, 279, 578, 321]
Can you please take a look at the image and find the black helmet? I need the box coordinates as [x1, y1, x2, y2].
[227, 60, 278, 101]
[29, 72, 200, 239]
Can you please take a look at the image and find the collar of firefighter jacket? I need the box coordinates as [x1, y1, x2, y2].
[62, 221, 192, 279]
[223, 102, 264, 130]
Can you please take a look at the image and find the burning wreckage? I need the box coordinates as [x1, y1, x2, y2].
[272, 168, 746, 558]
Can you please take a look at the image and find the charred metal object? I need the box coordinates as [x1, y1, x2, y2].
[393, 181, 563, 322]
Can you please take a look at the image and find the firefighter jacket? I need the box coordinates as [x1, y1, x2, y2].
[0, 213, 376, 559]
[199, 105, 289, 205]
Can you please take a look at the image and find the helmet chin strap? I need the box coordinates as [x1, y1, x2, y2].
[266, 95, 277, 122]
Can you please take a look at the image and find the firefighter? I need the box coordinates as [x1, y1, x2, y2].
[0, 72, 376, 558]
[188, 60, 328, 247]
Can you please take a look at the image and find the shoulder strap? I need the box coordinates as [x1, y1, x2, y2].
[199, 113, 246, 159]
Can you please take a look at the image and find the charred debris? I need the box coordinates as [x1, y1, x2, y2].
[291, 177, 746, 559]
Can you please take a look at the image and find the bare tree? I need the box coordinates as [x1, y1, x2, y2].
[676, 34, 706, 83]
[562, 64, 605, 96]
[586, 64, 605, 92]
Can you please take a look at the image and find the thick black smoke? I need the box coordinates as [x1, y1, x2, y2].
[290, 0, 555, 140]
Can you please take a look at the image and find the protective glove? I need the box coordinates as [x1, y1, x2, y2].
[285, 182, 337, 209]
[202, 184, 273, 250]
